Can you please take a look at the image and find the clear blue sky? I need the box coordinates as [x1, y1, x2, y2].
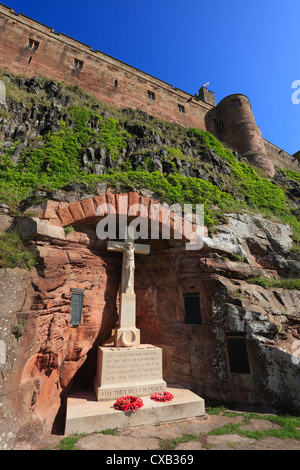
[3, 0, 300, 156]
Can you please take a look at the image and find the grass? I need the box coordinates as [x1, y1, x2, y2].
[96, 428, 119, 436]
[290, 242, 300, 253]
[55, 429, 118, 450]
[52, 409, 300, 450]
[247, 276, 300, 290]
[208, 411, 300, 441]
[0, 230, 37, 269]
[11, 319, 27, 339]
[205, 403, 227, 415]
[56, 433, 87, 450]
[159, 433, 202, 449]
[64, 225, 74, 235]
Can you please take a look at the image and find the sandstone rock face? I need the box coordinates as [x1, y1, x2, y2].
[136, 251, 300, 412]
[0, 194, 300, 448]
[0, 268, 37, 450]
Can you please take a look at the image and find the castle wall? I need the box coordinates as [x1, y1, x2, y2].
[263, 139, 300, 172]
[0, 4, 213, 132]
[0, 4, 298, 176]
[215, 94, 275, 176]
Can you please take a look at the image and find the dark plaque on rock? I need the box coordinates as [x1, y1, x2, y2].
[70, 288, 84, 326]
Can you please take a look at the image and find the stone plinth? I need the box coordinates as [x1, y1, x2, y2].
[65, 387, 205, 435]
[94, 344, 166, 401]
[115, 292, 140, 347]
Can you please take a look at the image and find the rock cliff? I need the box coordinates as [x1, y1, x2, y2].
[0, 71, 299, 449]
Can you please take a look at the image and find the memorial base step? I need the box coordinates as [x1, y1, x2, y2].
[64, 386, 205, 435]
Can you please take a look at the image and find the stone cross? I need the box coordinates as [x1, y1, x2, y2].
[107, 239, 150, 347]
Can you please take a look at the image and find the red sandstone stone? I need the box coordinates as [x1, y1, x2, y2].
[128, 192, 140, 208]
[116, 193, 128, 216]
[106, 193, 116, 210]
[56, 206, 74, 226]
[93, 195, 107, 216]
[43, 200, 60, 219]
[80, 198, 96, 219]
[139, 196, 151, 213]
[37, 245, 70, 267]
[68, 202, 85, 223]
[65, 231, 89, 245]
[169, 211, 182, 239]
[128, 195, 149, 218]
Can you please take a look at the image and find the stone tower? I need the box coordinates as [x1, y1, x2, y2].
[215, 94, 275, 176]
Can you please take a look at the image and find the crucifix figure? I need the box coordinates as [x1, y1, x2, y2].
[107, 239, 150, 347]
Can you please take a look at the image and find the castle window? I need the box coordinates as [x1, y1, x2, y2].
[148, 90, 155, 100]
[178, 104, 185, 113]
[114, 80, 118, 88]
[232, 99, 242, 108]
[226, 334, 250, 374]
[216, 120, 224, 133]
[184, 293, 202, 324]
[73, 58, 83, 70]
[28, 38, 39, 51]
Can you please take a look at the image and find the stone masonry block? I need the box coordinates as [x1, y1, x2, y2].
[93, 195, 107, 216]
[80, 198, 96, 219]
[57, 206, 74, 226]
[116, 193, 128, 216]
[106, 193, 116, 211]
[128, 192, 140, 208]
[68, 202, 85, 223]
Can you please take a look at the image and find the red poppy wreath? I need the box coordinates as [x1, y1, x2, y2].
[150, 391, 174, 402]
[114, 395, 144, 412]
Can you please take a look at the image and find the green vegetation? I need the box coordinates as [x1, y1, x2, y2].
[247, 276, 300, 289]
[56, 433, 87, 450]
[204, 403, 300, 443]
[159, 433, 202, 449]
[191, 129, 299, 230]
[11, 319, 27, 339]
[208, 411, 300, 441]
[0, 230, 37, 269]
[96, 428, 119, 435]
[0, 70, 299, 235]
[55, 429, 118, 450]
[291, 242, 300, 253]
[282, 168, 300, 184]
[51, 407, 300, 450]
[0, 106, 130, 199]
[222, 253, 243, 262]
[64, 225, 74, 235]
[205, 401, 227, 415]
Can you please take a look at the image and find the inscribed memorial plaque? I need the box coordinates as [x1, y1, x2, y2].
[94, 344, 167, 400]
[70, 288, 84, 326]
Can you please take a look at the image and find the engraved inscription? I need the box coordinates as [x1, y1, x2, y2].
[70, 288, 84, 326]
[101, 347, 162, 384]
[120, 298, 136, 326]
[98, 384, 165, 399]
